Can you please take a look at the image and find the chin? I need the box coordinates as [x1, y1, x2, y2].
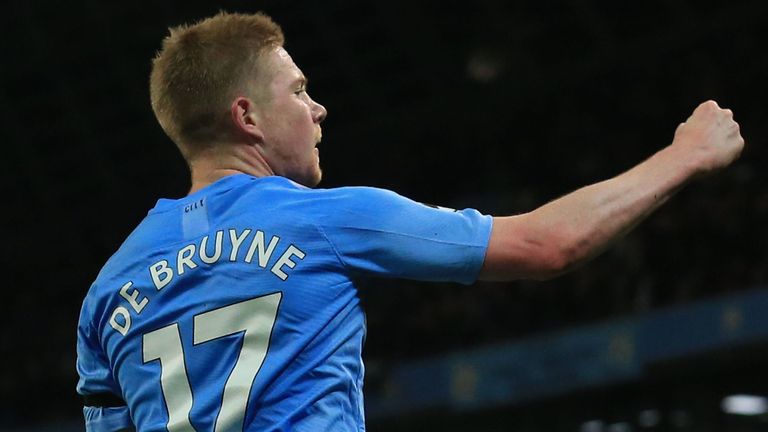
[293, 168, 322, 188]
[309, 169, 322, 187]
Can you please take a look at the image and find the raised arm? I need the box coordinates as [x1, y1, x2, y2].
[479, 100, 744, 281]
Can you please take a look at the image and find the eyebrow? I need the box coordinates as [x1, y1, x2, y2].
[292, 76, 308, 87]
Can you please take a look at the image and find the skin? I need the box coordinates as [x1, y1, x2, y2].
[185, 49, 744, 283]
[187, 46, 327, 193]
[479, 100, 745, 281]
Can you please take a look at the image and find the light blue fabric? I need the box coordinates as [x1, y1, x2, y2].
[83, 406, 132, 432]
[76, 174, 492, 431]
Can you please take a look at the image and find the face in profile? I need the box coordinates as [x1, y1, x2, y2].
[254, 47, 328, 187]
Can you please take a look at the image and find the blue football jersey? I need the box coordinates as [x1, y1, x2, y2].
[76, 174, 492, 432]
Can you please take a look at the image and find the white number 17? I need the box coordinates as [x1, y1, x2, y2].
[142, 292, 282, 432]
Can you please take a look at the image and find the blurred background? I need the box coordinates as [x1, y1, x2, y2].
[2, 0, 767, 431]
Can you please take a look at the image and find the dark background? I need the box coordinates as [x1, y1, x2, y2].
[2, 0, 767, 430]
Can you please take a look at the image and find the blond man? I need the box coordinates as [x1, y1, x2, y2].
[76, 11, 743, 432]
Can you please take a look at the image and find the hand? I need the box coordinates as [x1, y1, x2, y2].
[671, 100, 745, 176]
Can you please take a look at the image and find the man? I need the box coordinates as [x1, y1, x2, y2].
[76, 11, 744, 432]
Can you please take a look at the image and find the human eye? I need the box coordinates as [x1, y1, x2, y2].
[294, 77, 308, 96]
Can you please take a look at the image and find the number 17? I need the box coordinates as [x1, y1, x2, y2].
[143, 292, 282, 432]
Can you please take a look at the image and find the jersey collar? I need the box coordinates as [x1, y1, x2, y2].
[149, 173, 259, 214]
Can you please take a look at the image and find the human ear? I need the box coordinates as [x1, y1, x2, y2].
[230, 97, 264, 143]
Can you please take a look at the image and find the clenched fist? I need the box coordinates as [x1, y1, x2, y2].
[671, 100, 745, 176]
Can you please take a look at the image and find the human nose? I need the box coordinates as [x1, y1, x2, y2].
[311, 98, 327, 123]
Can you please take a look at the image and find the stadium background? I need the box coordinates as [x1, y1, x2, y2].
[2, 0, 767, 430]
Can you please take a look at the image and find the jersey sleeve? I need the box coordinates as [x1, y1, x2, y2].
[76, 294, 134, 431]
[315, 187, 492, 284]
[82, 406, 133, 432]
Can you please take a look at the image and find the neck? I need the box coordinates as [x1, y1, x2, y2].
[187, 142, 275, 195]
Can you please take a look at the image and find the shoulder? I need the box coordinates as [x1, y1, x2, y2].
[249, 176, 398, 200]
[240, 177, 408, 217]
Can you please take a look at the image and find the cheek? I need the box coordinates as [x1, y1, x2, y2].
[266, 104, 316, 160]
[279, 109, 309, 135]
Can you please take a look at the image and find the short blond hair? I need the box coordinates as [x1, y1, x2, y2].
[150, 12, 284, 159]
